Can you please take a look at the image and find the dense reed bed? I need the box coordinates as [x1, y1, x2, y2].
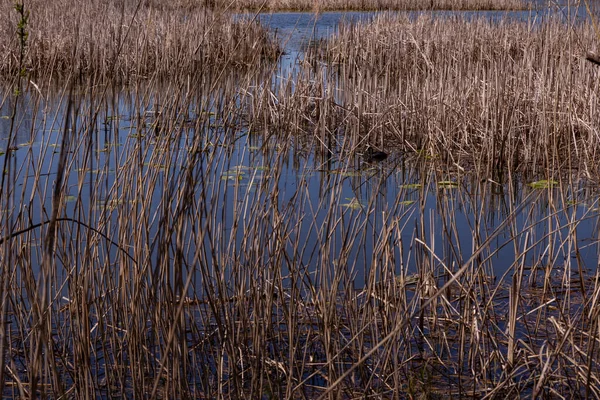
[294, 14, 600, 182]
[218, 0, 529, 12]
[2, 5, 600, 400]
[0, 0, 279, 83]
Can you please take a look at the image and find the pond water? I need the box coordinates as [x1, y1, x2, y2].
[1, 4, 599, 293]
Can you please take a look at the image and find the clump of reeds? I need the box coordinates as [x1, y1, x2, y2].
[287, 14, 600, 181]
[0, 0, 280, 83]
[219, 0, 530, 12]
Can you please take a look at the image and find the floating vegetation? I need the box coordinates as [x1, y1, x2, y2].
[330, 168, 363, 177]
[399, 183, 422, 190]
[221, 168, 245, 181]
[528, 179, 559, 189]
[399, 199, 415, 206]
[341, 197, 363, 209]
[437, 180, 459, 189]
[95, 198, 138, 211]
[76, 168, 114, 174]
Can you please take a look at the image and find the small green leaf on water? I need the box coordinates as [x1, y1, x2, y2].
[344, 170, 363, 177]
[399, 200, 415, 206]
[221, 171, 243, 181]
[330, 169, 362, 177]
[403, 274, 419, 285]
[341, 198, 363, 210]
[65, 195, 77, 202]
[77, 168, 113, 174]
[231, 166, 248, 173]
[400, 183, 422, 190]
[95, 198, 137, 211]
[221, 175, 242, 181]
[437, 181, 459, 189]
[528, 180, 558, 189]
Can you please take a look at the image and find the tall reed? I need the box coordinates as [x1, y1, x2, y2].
[299, 14, 600, 181]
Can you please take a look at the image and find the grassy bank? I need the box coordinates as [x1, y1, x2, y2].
[218, 0, 530, 12]
[0, 0, 279, 83]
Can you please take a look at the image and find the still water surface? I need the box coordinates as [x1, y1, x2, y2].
[1, 5, 599, 290]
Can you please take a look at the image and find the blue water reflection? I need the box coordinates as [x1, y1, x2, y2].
[1, 2, 599, 294]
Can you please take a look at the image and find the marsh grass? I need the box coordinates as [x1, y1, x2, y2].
[0, 0, 280, 83]
[1, 5, 600, 400]
[297, 14, 600, 182]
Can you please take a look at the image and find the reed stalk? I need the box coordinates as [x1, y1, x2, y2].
[0, 4, 599, 399]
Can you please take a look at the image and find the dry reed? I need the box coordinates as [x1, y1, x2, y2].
[0, 0, 280, 83]
[296, 14, 600, 181]
[1, 4, 600, 400]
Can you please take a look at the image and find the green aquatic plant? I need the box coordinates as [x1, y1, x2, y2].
[14, 0, 29, 78]
[528, 179, 558, 189]
[341, 197, 363, 209]
[399, 183, 422, 190]
[437, 180, 459, 189]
